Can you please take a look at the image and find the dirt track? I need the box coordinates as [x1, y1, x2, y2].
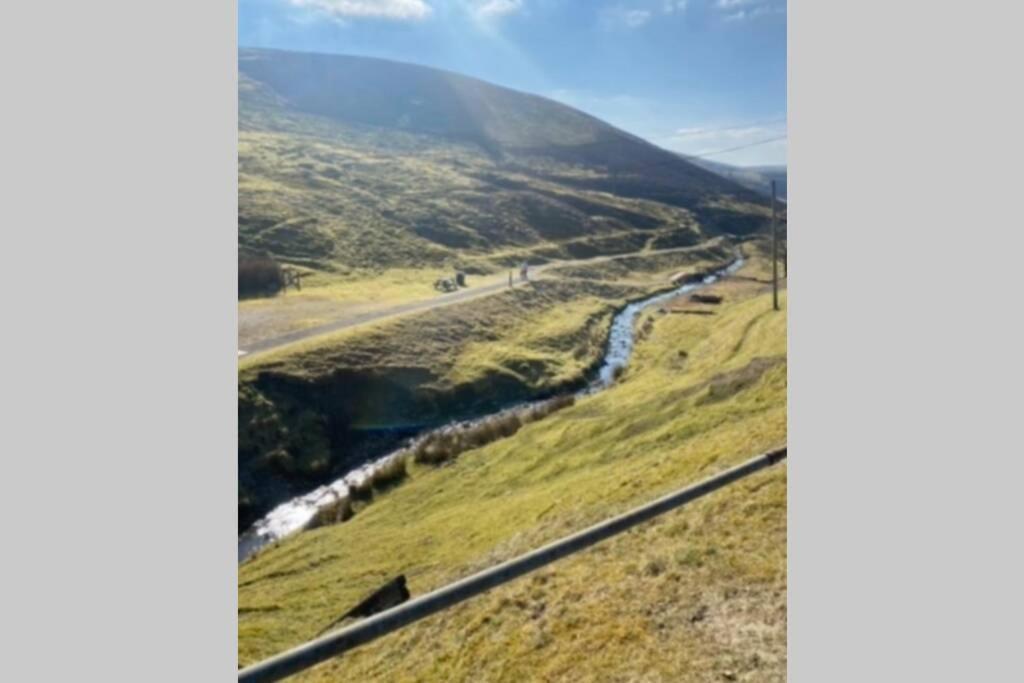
[238, 239, 725, 359]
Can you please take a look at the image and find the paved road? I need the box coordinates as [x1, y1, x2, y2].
[238, 239, 724, 359]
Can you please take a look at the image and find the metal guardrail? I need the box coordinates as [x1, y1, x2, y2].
[238, 446, 787, 682]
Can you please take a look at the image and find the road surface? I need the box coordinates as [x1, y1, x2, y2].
[238, 239, 724, 360]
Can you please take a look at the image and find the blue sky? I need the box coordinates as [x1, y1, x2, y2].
[239, 0, 787, 166]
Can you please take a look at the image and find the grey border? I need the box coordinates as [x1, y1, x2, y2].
[790, 0, 1023, 680]
[3, 0, 1023, 680]
[1, 0, 236, 679]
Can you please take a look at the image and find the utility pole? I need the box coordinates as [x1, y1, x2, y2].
[771, 179, 779, 311]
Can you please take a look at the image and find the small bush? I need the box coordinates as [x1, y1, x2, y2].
[492, 413, 523, 437]
[348, 476, 374, 501]
[239, 256, 285, 298]
[643, 557, 667, 577]
[265, 448, 294, 473]
[309, 495, 353, 529]
[370, 455, 409, 490]
[413, 395, 576, 468]
[636, 316, 655, 341]
[545, 393, 576, 413]
[306, 457, 411, 532]
[413, 432, 459, 465]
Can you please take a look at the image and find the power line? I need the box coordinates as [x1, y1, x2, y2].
[683, 135, 788, 159]
[671, 118, 787, 138]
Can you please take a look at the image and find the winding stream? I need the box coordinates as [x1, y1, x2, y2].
[238, 255, 745, 563]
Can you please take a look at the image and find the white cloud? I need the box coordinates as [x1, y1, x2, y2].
[600, 6, 652, 30]
[467, 0, 523, 20]
[672, 126, 721, 140]
[624, 9, 651, 26]
[671, 124, 777, 142]
[662, 0, 687, 13]
[716, 0, 785, 21]
[287, 0, 432, 21]
[549, 89, 651, 111]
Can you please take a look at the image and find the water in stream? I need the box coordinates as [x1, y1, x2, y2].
[238, 255, 744, 563]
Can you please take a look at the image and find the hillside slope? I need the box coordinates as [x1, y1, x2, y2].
[238, 48, 768, 273]
[239, 253, 787, 681]
[687, 157, 787, 201]
[238, 240, 736, 531]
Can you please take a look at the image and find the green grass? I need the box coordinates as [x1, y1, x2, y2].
[444, 295, 614, 388]
[237, 48, 770, 357]
[237, 267, 470, 350]
[237, 275, 642, 531]
[238, 260, 787, 681]
[238, 48, 769, 280]
[238, 240, 733, 381]
[239, 279, 633, 383]
[240, 267, 451, 308]
[237, 234, 731, 354]
[237, 243, 744, 532]
[238, 122, 707, 276]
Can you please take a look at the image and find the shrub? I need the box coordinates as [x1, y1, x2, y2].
[265, 448, 294, 473]
[239, 256, 285, 298]
[370, 455, 409, 490]
[643, 557, 667, 577]
[348, 476, 374, 501]
[637, 316, 655, 341]
[413, 395, 575, 467]
[412, 432, 455, 465]
[491, 413, 523, 438]
[309, 495, 353, 529]
[544, 393, 576, 413]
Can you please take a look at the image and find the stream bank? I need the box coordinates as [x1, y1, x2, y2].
[239, 254, 744, 563]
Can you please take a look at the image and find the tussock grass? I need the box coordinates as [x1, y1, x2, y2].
[305, 456, 411, 532]
[240, 254, 723, 530]
[528, 393, 576, 419]
[637, 314, 656, 341]
[369, 455, 409, 491]
[412, 395, 576, 467]
[348, 476, 374, 502]
[239, 257, 787, 681]
[309, 495, 353, 529]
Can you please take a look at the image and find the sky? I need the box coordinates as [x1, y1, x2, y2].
[239, 0, 787, 167]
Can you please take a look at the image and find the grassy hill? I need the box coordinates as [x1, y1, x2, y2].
[239, 252, 787, 681]
[238, 48, 769, 275]
[238, 240, 737, 531]
[236, 51, 787, 678]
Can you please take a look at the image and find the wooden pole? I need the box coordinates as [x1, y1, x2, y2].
[771, 179, 779, 311]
